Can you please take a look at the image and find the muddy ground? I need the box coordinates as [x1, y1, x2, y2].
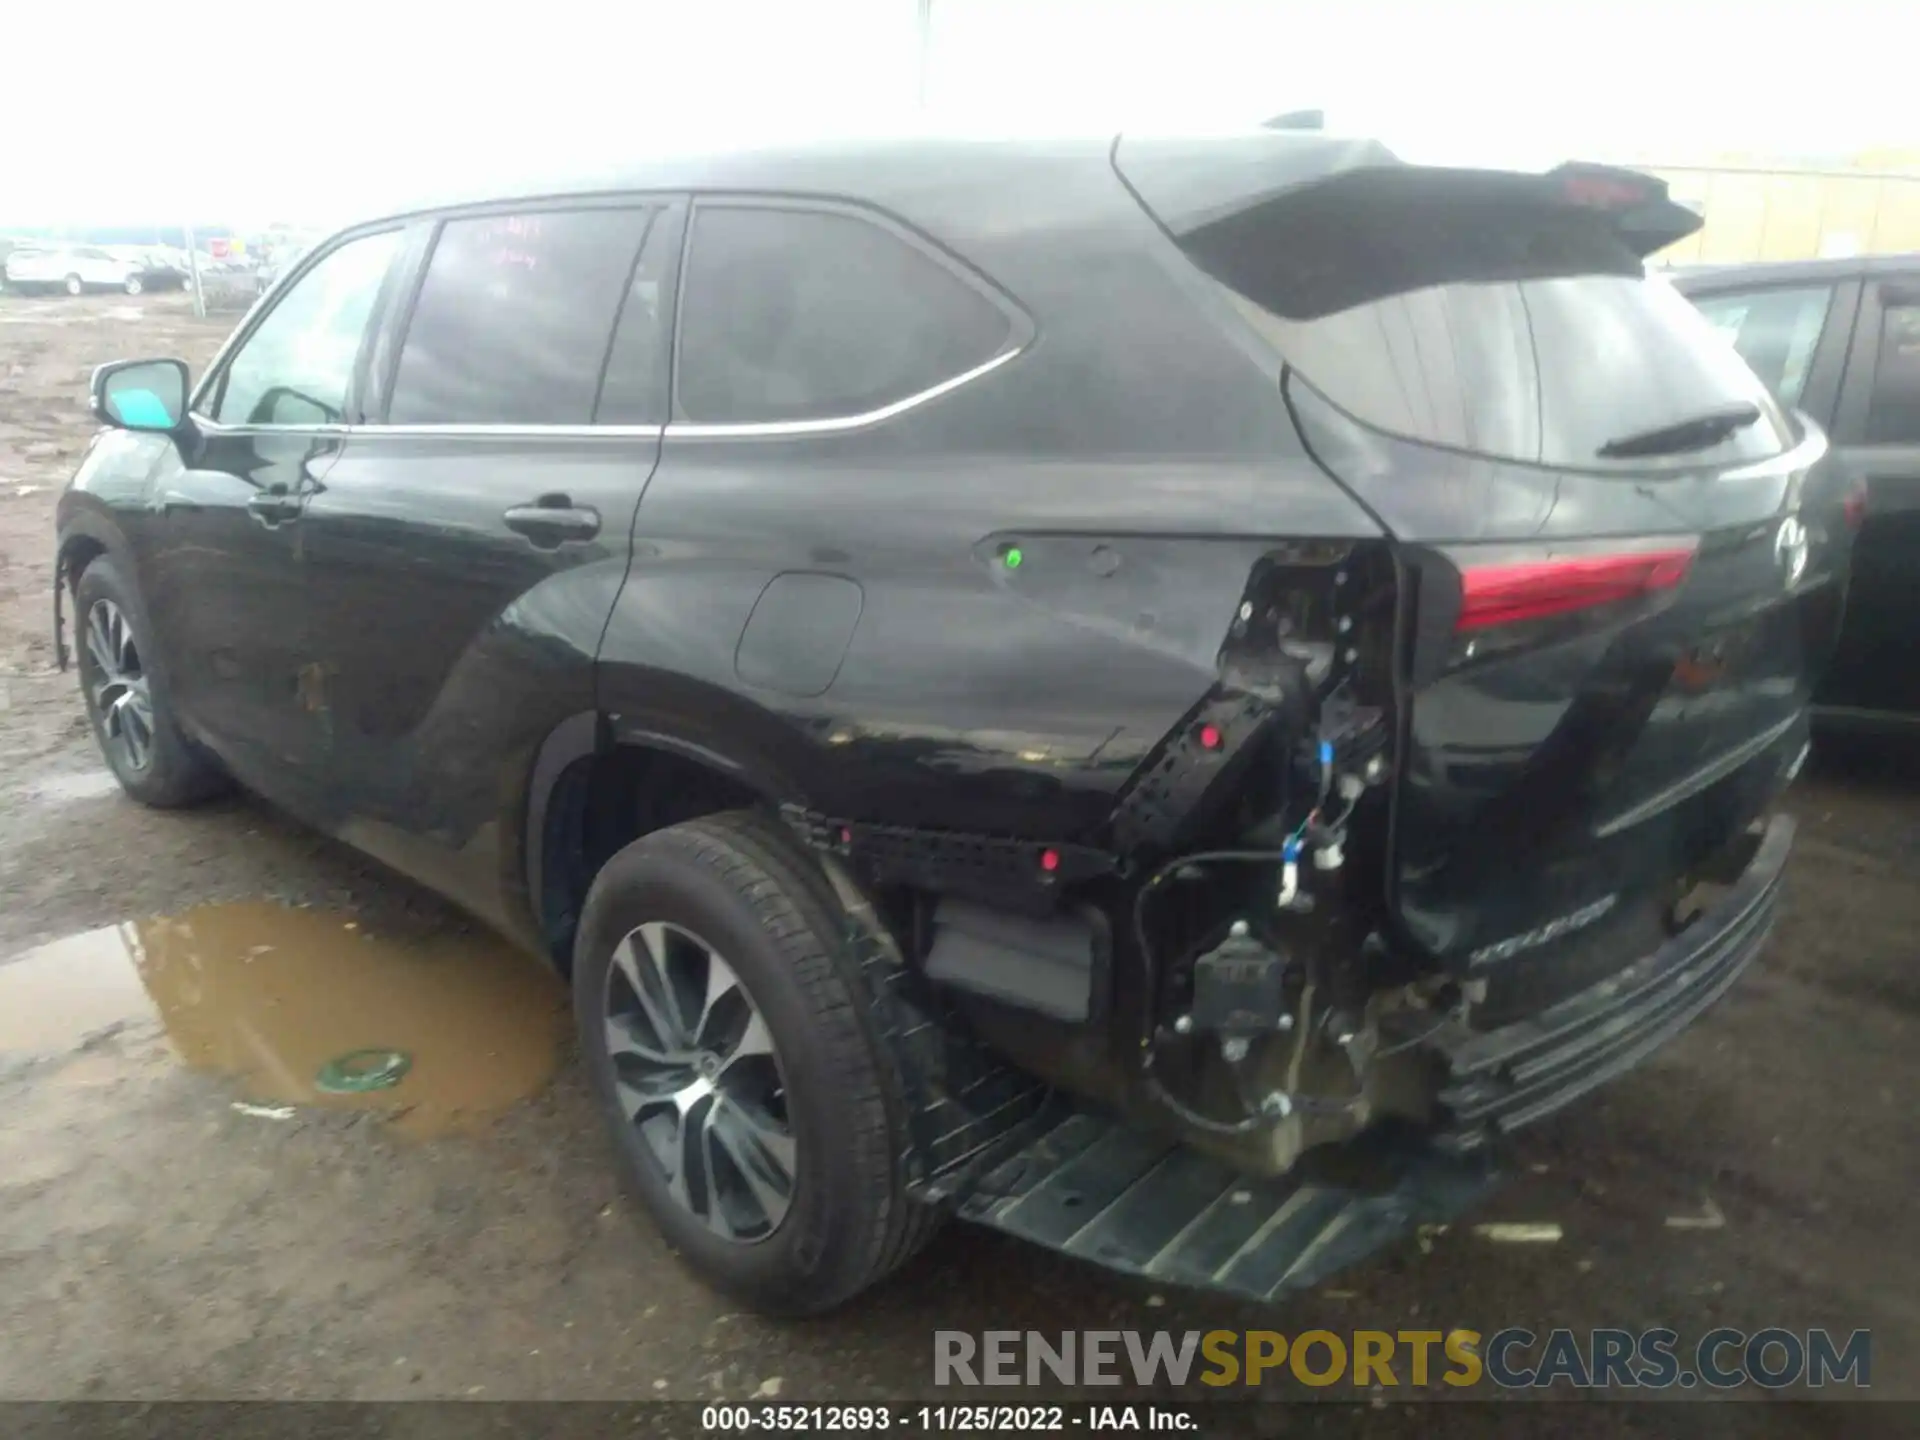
[0, 293, 1914, 1432]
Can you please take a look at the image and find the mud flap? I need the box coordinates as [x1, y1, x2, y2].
[956, 1107, 1501, 1301]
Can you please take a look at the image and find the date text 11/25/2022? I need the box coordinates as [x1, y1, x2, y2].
[701, 1406, 1197, 1432]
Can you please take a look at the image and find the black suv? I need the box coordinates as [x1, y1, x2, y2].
[56, 134, 1853, 1315]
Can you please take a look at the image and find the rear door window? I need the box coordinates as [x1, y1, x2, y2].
[1866, 301, 1920, 444]
[1691, 285, 1835, 407]
[674, 204, 1014, 425]
[387, 207, 656, 426]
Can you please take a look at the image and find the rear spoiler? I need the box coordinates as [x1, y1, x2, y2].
[1154, 158, 1706, 321]
[1545, 162, 1705, 256]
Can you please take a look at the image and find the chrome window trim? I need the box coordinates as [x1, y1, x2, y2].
[183, 415, 665, 440]
[346, 422, 666, 439]
[187, 413, 350, 438]
[663, 346, 1024, 440]
[182, 348, 1020, 443]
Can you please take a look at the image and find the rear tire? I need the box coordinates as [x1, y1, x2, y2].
[573, 810, 941, 1315]
[63, 273, 83, 297]
[72, 555, 229, 808]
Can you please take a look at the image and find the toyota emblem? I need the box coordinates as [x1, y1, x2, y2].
[1774, 515, 1809, 588]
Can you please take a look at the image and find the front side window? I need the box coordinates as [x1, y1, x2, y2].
[675, 205, 1014, 425]
[1866, 300, 1920, 444]
[1692, 285, 1834, 407]
[387, 207, 655, 426]
[210, 229, 399, 426]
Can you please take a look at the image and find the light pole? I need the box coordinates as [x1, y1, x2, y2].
[916, 0, 933, 109]
[183, 223, 205, 318]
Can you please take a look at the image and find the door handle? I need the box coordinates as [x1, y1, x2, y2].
[247, 487, 302, 524]
[504, 495, 601, 546]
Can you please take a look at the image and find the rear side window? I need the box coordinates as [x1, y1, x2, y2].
[1198, 208, 1785, 467]
[1867, 302, 1920, 444]
[1691, 285, 1834, 406]
[675, 205, 1012, 425]
[388, 208, 655, 426]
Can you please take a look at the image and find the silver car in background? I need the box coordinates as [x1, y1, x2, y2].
[4, 245, 157, 295]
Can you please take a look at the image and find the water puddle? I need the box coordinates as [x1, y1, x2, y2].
[0, 902, 567, 1137]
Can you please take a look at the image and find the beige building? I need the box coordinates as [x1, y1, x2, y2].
[1624, 150, 1920, 264]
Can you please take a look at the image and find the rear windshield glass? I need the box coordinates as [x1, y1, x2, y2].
[1199, 211, 1789, 468]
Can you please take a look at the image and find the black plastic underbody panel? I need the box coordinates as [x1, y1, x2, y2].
[852, 909, 1504, 1297]
[841, 912, 1054, 1200]
[957, 1109, 1500, 1302]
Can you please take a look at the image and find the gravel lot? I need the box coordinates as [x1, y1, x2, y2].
[0, 293, 1913, 1431]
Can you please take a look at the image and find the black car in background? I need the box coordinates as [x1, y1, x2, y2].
[55, 137, 1851, 1313]
[1673, 256, 1917, 727]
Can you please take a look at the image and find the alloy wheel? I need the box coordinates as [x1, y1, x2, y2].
[83, 598, 155, 772]
[603, 921, 796, 1241]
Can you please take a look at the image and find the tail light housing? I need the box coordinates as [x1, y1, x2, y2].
[1842, 478, 1869, 532]
[1454, 542, 1699, 632]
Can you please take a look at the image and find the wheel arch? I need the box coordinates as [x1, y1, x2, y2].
[523, 705, 813, 977]
[53, 512, 132, 670]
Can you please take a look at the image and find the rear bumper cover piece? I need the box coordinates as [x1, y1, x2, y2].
[1428, 813, 1794, 1151]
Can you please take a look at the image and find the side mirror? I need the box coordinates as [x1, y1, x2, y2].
[91, 358, 190, 433]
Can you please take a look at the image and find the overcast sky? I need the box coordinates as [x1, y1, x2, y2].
[7, 0, 1914, 227]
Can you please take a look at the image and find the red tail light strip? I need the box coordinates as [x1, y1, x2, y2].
[1843, 482, 1869, 532]
[1456, 544, 1699, 631]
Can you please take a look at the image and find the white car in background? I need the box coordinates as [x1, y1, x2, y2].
[4, 244, 154, 295]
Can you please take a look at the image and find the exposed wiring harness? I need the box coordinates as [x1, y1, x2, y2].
[1369, 1013, 1454, 1060]
[1279, 738, 1368, 908]
[1128, 698, 1384, 1135]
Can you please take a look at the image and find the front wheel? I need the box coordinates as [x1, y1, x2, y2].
[573, 811, 940, 1315]
[124, 274, 144, 295]
[63, 273, 83, 296]
[71, 556, 229, 807]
